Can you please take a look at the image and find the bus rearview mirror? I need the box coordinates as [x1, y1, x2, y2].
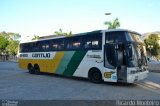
[127, 45, 133, 59]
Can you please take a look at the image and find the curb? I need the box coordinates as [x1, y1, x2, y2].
[149, 70, 160, 73]
[8, 60, 18, 63]
[0, 60, 18, 63]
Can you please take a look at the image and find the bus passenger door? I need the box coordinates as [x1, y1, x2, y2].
[104, 43, 127, 83]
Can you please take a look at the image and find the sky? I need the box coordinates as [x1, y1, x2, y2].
[0, 0, 160, 40]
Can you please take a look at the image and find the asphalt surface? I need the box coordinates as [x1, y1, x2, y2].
[0, 62, 160, 100]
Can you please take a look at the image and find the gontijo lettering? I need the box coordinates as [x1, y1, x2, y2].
[32, 53, 50, 58]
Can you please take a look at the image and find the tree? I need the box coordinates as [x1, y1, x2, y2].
[8, 33, 21, 41]
[0, 36, 9, 54]
[104, 18, 120, 29]
[54, 28, 64, 36]
[0, 31, 21, 41]
[144, 34, 160, 56]
[32, 35, 40, 40]
[54, 29, 72, 36]
[0, 31, 21, 55]
[6, 40, 19, 55]
[64, 31, 72, 37]
[0, 31, 8, 39]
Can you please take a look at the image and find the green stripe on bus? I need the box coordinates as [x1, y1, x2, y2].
[55, 51, 75, 74]
[63, 50, 87, 76]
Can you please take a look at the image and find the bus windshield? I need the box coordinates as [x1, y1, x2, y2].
[126, 32, 143, 43]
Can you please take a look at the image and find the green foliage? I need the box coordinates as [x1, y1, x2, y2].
[64, 31, 72, 37]
[54, 29, 72, 36]
[6, 40, 19, 55]
[0, 31, 8, 38]
[0, 36, 9, 54]
[9, 33, 21, 40]
[0, 31, 21, 55]
[144, 34, 160, 56]
[54, 28, 64, 36]
[0, 31, 21, 41]
[32, 35, 40, 40]
[104, 18, 120, 29]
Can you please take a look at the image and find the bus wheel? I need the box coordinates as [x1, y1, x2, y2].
[88, 68, 102, 83]
[34, 64, 40, 75]
[28, 63, 34, 74]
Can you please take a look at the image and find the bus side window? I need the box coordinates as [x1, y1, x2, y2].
[21, 43, 27, 52]
[40, 40, 50, 52]
[72, 40, 81, 49]
[50, 39, 65, 51]
[38, 41, 43, 52]
[52, 43, 58, 50]
[50, 39, 58, 51]
[58, 38, 65, 50]
[45, 44, 50, 51]
[34, 42, 41, 52]
[27, 43, 31, 52]
[67, 41, 72, 49]
[29, 43, 34, 52]
[73, 42, 81, 49]
[66, 37, 81, 50]
[32, 42, 36, 52]
[92, 40, 99, 48]
[84, 41, 92, 49]
[83, 33, 102, 50]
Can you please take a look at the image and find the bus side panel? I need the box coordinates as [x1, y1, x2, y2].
[73, 50, 103, 78]
[62, 51, 87, 76]
[46, 51, 64, 73]
[19, 59, 28, 70]
[55, 51, 75, 74]
[18, 59, 47, 71]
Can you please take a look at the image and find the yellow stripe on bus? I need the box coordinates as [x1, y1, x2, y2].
[46, 52, 65, 73]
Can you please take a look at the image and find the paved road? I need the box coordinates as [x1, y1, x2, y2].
[0, 62, 160, 100]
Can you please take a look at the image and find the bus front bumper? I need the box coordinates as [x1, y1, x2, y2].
[127, 70, 149, 83]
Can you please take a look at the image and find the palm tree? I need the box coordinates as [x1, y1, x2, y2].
[54, 29, 64, 36]
[54, 29, 72, 36]
[32, 35, 40, 40]
[64, 31, 72, 37]
[104, 18, 120, 29]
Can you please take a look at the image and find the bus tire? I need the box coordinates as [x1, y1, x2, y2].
[34, 64, 40, 75]
[88, 68, 103, 83]
[28, 63, 34, 74]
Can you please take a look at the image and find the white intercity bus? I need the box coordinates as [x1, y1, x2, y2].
[18, 29, 149, 83]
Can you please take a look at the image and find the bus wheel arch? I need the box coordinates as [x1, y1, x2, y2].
[27, 63, 34, 74]
[88, 67, 103, 83]
[34, 64, 41, 75]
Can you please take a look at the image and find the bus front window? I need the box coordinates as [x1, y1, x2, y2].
[127, 43, 147, 67]
[126, 32, 143, 43]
